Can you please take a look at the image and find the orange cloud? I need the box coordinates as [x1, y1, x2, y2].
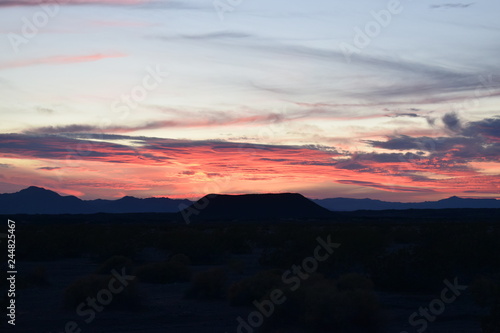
[0, 133, 498, 200]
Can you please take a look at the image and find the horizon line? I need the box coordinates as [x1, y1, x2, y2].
[1, 185, 498, 203]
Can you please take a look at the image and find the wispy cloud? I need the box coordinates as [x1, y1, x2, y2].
[22, 109, 338, 134]
[430, 3, 475, 9]
[387, 113, 421, 118]
[37, 166, 61, 170]
[0, 0, 150, 7]
[337, 179, 435, 193]
[179, 32, 253, 40]
[0, 53, 126, 70]
[37, 107, 56, 114]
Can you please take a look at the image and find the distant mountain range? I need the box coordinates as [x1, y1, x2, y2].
[0, 186, 498, 215]
[313, 196, 500, 211]
[0, 186, 191, 214]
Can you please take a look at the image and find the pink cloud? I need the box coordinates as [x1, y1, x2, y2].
[1, 133, 498, 200]
[0, 53, 127, 70]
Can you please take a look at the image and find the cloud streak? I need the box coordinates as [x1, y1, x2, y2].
[0, 53, 126, 70]
[1, 125, 498, 199]
[0, 0, 149, 7]
[430, 3, 474, 9]
[22, 109, 353, 134]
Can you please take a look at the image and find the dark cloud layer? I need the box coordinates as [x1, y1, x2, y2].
[364, 115, 500, 164]
[0, 133, 338, 165]
[6, 115, 500, 171]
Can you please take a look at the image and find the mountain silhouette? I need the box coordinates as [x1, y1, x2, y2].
[1, 187, 498, 215]
[0, 186, 191, 214]
[178, 193, 335, 222]
[313, 196, 500, 211]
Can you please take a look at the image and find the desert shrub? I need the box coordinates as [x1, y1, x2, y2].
[300, 279, 338, 323]
[169, 253, 191, 266]
[155, 229, 227, 264]
[185, 267, 227, 299]
[321, 289, 382, 331]
[228, 269, 284, 306]
[259, 234, 332, 269]
[391, 226, 421, 243]
[265, 273, 329, 329]
[28, 266, 50, 286]
[17, 226, 84, 260]
[337, 273, 374, 292]
[21, 265, 50, 288]
[17, 224, 149, 261]
[369, 247, 448, 292]
[470, 277, 499, 308]
[227, 258, 245, 274]
[219, 227, 254, 254]
[277, 277, 382, 332]
[230, 270, 383, 333]
[63, 274, 140, 310]
[95, 255, 134, 275]
[5, 265, 50, 291]
[470, 277, 500, 333]
[259, 247, 300, 269]
[135, 261, 191, 284]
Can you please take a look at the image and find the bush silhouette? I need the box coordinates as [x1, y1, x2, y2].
[227, 258, 245, 274]
[228, 269, 284, 306]
[185, 267, 227, 299]
[135, 261, 191, 284]
[337, 273, 374, 292]
[63, 274, 140, 310]
[95, 255, 134, 275]
[23, 265, 50, 288]
[169, 253, 191, 266]
[229, 269, 383, 332]
[470, 277, 500, 333]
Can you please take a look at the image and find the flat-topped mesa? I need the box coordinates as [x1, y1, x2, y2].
[179, 192, 335, 222]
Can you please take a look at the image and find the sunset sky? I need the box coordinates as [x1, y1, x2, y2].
[0, 0, 499, 201]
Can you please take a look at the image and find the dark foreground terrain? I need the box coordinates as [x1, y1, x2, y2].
[2, 209, 500, 332]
